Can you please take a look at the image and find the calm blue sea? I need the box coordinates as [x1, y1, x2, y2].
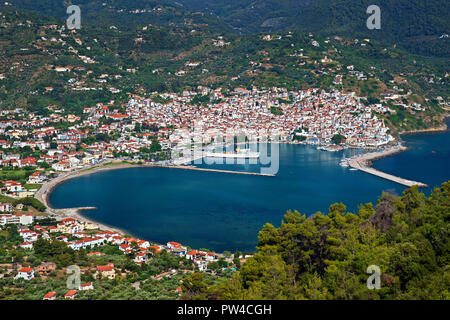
[49, 125, 450, 252]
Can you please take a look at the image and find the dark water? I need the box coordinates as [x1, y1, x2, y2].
[373, 127, 450, 193]
[49, 128, 449, 252]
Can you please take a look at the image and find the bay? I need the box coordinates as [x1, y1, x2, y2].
[49, 128, 449, 252]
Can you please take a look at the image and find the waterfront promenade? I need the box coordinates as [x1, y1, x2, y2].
[348, 146, 428, 188]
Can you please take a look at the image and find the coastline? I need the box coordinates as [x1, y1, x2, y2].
[398, 124, 448, 135]
[35, 138, 430, 237]
[35, 160, 151, 236]
[398, 115, 449, 135]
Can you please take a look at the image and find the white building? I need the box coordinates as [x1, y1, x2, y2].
[15, 267, 35, 280]
[0, 214, 34, 226]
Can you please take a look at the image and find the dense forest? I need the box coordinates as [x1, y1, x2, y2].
[182, 182, 450, 299]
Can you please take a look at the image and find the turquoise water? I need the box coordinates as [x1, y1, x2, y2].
[49, 127, 449, 252]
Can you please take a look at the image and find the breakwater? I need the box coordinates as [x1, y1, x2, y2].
[152, 164, 275, 177]
[348, 146, 428, 187]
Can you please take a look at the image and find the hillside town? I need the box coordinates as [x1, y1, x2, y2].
[0, 207, 244, 299]
[0, 85, 399, 299]
[0, 86, 394, 189]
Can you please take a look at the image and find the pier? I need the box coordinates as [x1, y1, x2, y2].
[152, 164, 275, 177]
[348, 146, 428, 188]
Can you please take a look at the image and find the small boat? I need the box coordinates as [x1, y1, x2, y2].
[339, 158, 349, 167]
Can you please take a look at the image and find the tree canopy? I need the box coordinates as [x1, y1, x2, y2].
[186, 181, 450, 300]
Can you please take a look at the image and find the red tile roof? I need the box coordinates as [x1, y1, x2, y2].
[65, 289, 77, 297]
[43, 291, 56, 299]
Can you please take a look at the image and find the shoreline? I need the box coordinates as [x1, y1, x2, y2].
[398, 124, 448, 135]
[35, 160, 152, 236]
[35, 138, 432, 238]
[398, 115, 450, 135]
[36, 159, 273, 237]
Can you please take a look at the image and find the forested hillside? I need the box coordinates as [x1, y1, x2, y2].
[174, 0, 450, 57]
[182, 182, 450, 300]
[1, 0, 230, 32]
[0, 6, 447, 132]
[4, 0, 449, 57]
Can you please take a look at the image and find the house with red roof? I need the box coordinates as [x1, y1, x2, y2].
[28, 172, 44, 184]
[4, 180, 23, 192]
[79, 283, 94, 291]
[21, 157, 36, 166]
[134, 252, 148, 264]
[87, 252, 104, 256]
[16, 267, 35, 280]
[119, 243, 131, 253]
[95, 263, 115, 279]
[167, 241, 182, 250]
[43, 291, 57, 300]
[20, 242, 33, 250]
[64, 289, 78, 299]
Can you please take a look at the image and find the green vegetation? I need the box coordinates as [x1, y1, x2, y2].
[293, 135, 307, 142]
[0, 168, 35, 185]
[0, 194, 45, 212]
[270, 107, 283, 116]
[184, 182, 450, 300]
[0, 5, 446, 133]
[175, 0, 449, 57]
[331, 134, 346, 145]
[16, 197, 46, 212]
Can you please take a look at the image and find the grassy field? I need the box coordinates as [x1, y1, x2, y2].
[24, 184, 42, 191]
[0, 194, 16, 204]
[0, 169, 32, 184]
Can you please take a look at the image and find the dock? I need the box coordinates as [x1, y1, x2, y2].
[152, 164, 275, 177]
[348, 146, 428, 188]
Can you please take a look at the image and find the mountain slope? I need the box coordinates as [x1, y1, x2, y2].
[174, 0, 450, 57]
[1, 0, 231, 33]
